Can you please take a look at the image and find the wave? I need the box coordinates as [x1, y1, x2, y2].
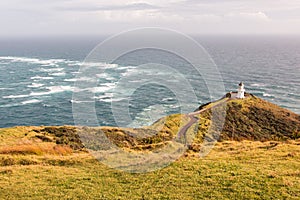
[121, 68, 137, 76]
[0, 56, 67, 66]
[128, 105, 167, 127]
[3, 86, 75, 99]
[98, 97, 126, 103]
[40, 68, 64, 72]
[3, 83, 117, 99]
[49, 72, 66, 76]
[76, 62, 118, 69]
[3, 94, 30, 99]
[64, 77, 94, 82]
[21, 99, 42, 105]
[250, 83, 266, 87]
[115, 66, 136, 70]
[286, 93, 300, 98]
[0, 103, 20, 108]
[96, 73, 116, 80]
[0, 99, 42, 108]
[27, 83, 44, 88]
[262, 92, 274, 97]
[30, 76, 54, 80]
[70, 100, 94, 103]
[0, 87, 12, 90]
[78, 84, 115, 93]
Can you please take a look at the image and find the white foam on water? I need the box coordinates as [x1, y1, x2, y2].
[3, 94, 31, 99]
[250, 83, 266, 87]
[128, 105, 167, 128]
[0, 88, 11, 90]
[64, 77, 94, 82]
[96, 73, 114, 79]
[40, 68, 64, 72]
[263, 92, 274, 97]
[98, 97, 126, 103]
[45, 85, 74, 94]
[91, 87, 111, 93]
[82, 84, 115, 93]
[121, 68, 138, 76]
[0, 62, 10, 65]
[70, 99, 94, 103]
[116, 66, 136, 70]
[27, 83, 44, 88]
[3, 85, 75, 99]
[0, 103, 20, 108]
[49, 72, 66, 76]
[31, 76, 54, 80]
[40, 63, 59, 67]
[78, 62, 118, 69]
[21, 99, 42, 105]
[0, 56, 67, 66]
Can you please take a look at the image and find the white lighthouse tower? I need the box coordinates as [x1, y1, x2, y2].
[237, 82, 245, 99]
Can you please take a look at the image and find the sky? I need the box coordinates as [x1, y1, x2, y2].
[1, 0, 300, 37]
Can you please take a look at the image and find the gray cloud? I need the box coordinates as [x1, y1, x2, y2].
[1, 0, 300, 36]
[57, 2, 160, 12]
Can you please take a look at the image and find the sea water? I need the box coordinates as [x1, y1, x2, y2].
[0, 35, 299, 127]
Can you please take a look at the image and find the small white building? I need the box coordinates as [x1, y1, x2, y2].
[237, 82, 245, 99]
[229, 82, 246, 99]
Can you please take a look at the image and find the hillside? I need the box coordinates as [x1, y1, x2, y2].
[1, 94, 300, 199]
[1, 94, 299, 154]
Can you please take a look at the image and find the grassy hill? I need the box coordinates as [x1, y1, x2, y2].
[0, 94, 300, 199]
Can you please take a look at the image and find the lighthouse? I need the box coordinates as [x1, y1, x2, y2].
[237, 82, 245, 99]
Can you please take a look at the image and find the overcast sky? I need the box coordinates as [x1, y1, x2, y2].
[1, 0, 300, 37]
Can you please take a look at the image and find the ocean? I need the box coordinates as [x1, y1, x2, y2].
[0, 35, 299, 128]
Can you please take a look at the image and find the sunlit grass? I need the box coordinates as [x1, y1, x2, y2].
[1, 139, 299, 199]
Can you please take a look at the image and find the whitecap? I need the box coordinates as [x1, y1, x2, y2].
[49, 72, 66, 76]
[250, 83, 266, 87]
[42, 86, 74, 94]
[98, 97, 126, 103]
[29, 86, 74, 96]
[27, 83, 44, 88]
[121, 68, 137, 76]
[40, 68, 64, 72]
[0, 56, 67, 66]
[81, 85, 115, 93]
[77, 62, 118, 69]
[0, 103, 20, 108]
[30, 76, 54, 80]
[21, 99, 42, 105]
[64, 77, 94, 82]
[3, 85, 75, 99]
[3, 94, 30, 99]
[263, 92, 274, 97]
[70, 100, 94, 103]
[116, 66, 136, 70]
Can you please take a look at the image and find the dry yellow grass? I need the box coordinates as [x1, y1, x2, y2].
[0, 143, 73, 156]
[1, 125, 300, 199]
[0, 138, 299, 199]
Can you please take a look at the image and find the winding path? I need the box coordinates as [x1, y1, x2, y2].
[177, 98, 229, 142]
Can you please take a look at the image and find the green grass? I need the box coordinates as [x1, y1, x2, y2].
[1, 139, 300, 200]
[1, 94, 300, 199]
